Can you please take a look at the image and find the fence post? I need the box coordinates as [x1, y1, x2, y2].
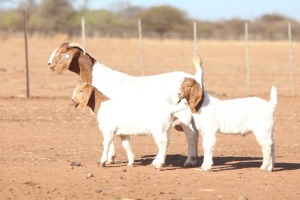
[23, 11, 30, 98]
[81, 17, 86, 49]
[288, 22, 295, 96]
[245, 22, 250, 96]
[138, 18, 145, 76]
[81, 0, 88, 49]
[193, 21, 199, 55]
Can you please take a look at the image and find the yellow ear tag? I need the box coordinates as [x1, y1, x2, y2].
[65, 54, 70, 59]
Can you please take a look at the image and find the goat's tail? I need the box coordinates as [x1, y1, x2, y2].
[192, 53, 202, 71]
[192, 53, 204, 88]
[172, 100, 188, 115]
[269, 86, 278, 110]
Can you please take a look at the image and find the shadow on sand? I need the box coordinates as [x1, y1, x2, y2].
[133, 154, 300, 171]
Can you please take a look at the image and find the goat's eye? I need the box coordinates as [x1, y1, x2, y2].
[65, 54, 70, 59]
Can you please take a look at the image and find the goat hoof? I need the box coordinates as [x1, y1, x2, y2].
[97, 160, 106, 167]
[100, 162, 106, 167]
[154, 164, 163, 170]
[106, 160, 114, 164]
[107, 157, 116, 164]
[201, 164, 212, 171]
[260, 165, 273, 172]
[267, 165, 274, 172]
[152, 160, 163, 169]
[184, 159, 197, 168]
[156, 167, 163, 171]
[127, 162, 134, 167]
[260, 164, 268, 171]
[184, 162, 193, 168]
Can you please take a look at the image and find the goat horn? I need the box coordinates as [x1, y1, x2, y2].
[69, 42, 86, 55]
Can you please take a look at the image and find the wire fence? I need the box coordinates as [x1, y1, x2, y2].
[0, 16, 299, 98]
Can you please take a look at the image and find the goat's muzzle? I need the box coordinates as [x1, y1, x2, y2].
[176, 92, 184, 104]
[72, 99, 79, 108]
[48, 63, 55, 71]
[177, 91, 184, 99]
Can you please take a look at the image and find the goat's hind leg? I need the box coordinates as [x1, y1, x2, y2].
[99, 132, 114, 167]
[260, 141, 275, 171]
[181, 122, 199, 167]
[174, 111, 198, 167]
[152, 133, 169, 169]
[119, 135, 135, 166]
[107, 141, 116, 164]
[255, 129, 275, 171]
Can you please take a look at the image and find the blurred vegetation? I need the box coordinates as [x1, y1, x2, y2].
[0, 0, 299, 40]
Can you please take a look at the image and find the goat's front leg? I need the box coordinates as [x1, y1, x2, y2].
[152, 133, 169, 169]
[119, 135, 135, 166]
[201, 131, 216, 171]
[99, 132, 114, 167]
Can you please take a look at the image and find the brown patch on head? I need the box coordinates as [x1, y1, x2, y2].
[178, 78, 204, 113]
[72, 82, 109, 115]
[49, 43, 78, 74]
[72, 82, 94, 108]
[48, 42, 95, 84]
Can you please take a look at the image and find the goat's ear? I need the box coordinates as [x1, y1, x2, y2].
[84, 83, 94, 96]
[63, 48, 80, 70]
[188, 83, 204, 113]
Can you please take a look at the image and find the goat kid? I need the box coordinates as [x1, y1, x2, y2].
[72, 82, 188, 169]
[48, 42, 199, 167]
[177, 56, 277, 171]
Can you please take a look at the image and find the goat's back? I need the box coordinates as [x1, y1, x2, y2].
[92, 64, 192, 105]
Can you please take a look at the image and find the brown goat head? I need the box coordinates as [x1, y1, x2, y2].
[178, 78, 204, 113]
[72, 82, 94, 108]
[48, 42, 85, 75]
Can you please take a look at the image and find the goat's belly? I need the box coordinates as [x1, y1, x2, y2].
[218, 127, 252, 135]
[115, 126, 152, 136]
[217, 119, 252, 135]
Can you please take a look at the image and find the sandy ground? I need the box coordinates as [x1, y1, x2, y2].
[0, 37, 299, 199]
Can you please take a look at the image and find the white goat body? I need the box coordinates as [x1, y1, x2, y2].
[178, 56, 277, 171]
[98, 97, 187, 136]
[98, 99, 188, 168]
[48, 42, 199, 167]
[92, 63, 189, 103]
[72, 83, 188, 169]
[199, 94, 277, 135]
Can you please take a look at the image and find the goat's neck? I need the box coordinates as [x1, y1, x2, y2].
[69, 52, 95, 84]
[91, 64, 133, 99]
[87, 89, 109, 116]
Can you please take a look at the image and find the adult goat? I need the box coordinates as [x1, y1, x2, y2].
[48, 42, 199, 167]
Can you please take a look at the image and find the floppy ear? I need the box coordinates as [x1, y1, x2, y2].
[188, 83, 204, 113]
[63, 48, 80, 71]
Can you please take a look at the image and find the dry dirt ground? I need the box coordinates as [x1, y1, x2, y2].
[0, 37, 300, 199]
